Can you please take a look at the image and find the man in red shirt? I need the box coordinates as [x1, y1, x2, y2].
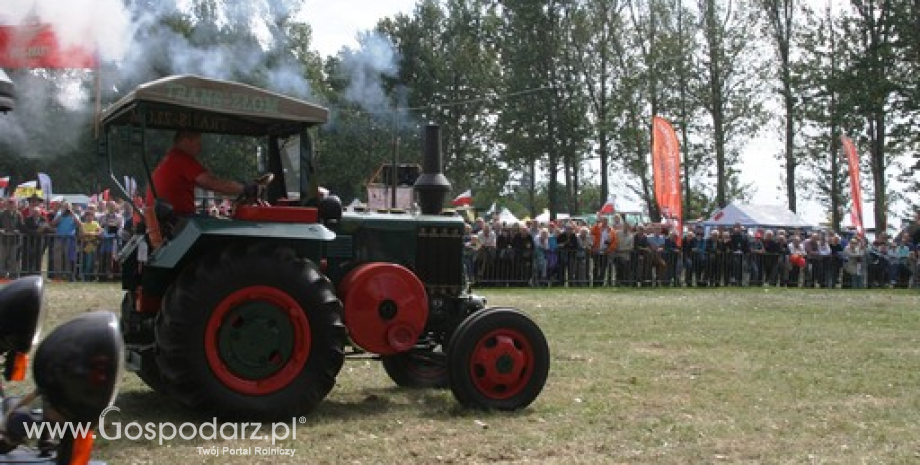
[147, 131, 250, 216]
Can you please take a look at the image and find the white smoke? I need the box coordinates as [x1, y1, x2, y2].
[2, 0, 133, 63]
[0, 0, 322, 158]
[340, 32, 399, 114]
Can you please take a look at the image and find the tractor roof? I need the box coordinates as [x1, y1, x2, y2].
[99, 75, 328, 136]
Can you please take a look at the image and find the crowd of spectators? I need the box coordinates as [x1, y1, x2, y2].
[2, 192, 916, 291]
[463, 211, 920, 290]
[0, 194, 134, 281]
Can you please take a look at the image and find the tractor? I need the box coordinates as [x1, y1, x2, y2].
[101, 75, 550, 420]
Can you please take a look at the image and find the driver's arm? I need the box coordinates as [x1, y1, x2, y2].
[195, 172, 244, 196]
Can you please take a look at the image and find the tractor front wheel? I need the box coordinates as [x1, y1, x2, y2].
[155, 244, 345, 420]
[447, 308, 549, 410]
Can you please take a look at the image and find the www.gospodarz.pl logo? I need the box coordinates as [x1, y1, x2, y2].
[25, 406, 301, 447]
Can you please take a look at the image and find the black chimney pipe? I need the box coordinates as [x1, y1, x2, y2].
[414, 124, 451, 215]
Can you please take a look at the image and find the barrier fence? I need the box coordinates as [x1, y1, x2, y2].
[465, 248, 918, 289]
[2, 231, 914, 290]
[0, 232, 124, 282]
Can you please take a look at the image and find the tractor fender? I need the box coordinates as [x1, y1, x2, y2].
[337, 263, 429, 355]
[149, 218, 335, 269]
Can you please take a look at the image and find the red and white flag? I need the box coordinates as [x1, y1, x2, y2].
[599, 198, 615, 214]
[451, 189, 473, 207]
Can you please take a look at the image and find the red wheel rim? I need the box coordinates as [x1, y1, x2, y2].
[205, 286, 311, 395]
[468, 328, 534, 400]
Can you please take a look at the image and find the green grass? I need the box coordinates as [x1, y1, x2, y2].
[33, 283, 920, 464]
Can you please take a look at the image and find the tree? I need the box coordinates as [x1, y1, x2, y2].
[834, 0, 908, 233]
[696, 0, 766, 208]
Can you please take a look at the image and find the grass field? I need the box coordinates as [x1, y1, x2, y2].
[32, 283, 920, 464]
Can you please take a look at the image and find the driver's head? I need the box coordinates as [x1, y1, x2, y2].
[174, 130, 202, 156]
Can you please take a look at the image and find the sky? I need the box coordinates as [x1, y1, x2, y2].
[301, 1, 865, 226]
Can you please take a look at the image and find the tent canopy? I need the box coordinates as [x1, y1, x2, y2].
[535, 209, 570, 224]
[702, 202, 814, 230]
[496, 207, 522, 226]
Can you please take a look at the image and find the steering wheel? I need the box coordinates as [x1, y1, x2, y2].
[236, 173, 275, 207]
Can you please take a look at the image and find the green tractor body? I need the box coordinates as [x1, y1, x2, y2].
[102, 75, 548, 420]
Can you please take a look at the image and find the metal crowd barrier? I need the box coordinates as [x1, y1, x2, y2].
[0, 232, 124, 282]
[2, 231, 914, 289]
[467, 248, 917, 289]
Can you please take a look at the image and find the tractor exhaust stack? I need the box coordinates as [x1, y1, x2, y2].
[414, 124, 451, 215]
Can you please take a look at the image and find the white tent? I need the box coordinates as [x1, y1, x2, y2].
[497, 207, 522, 226]
[534, 209, 570, 225]
[702, 202, 814, 230]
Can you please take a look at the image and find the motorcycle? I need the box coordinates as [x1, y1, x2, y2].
[0, 276, 123, 465]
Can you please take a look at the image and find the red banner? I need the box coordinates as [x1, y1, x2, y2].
[840, 135, 864, 238]
[652, 116, 683, 245]
[0, 24, 97, 69]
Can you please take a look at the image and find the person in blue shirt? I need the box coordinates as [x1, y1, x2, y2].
[49, 201, 82, 281]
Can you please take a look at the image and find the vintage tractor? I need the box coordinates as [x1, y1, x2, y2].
[101, 75, 549, 420]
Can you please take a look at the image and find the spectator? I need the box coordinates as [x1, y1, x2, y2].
[534, 228, 550, 286]
[842, 236, 865, 289]
[828, 234, 844, 288]
[0, 198, 24, 278]
[814, 233, 832, 288]
[79, 210, 102, 281]
[867, 235, 889, 288]
[614, 223, 634, 286]
[557, 222, 579, 287]
[661, 229, 681, 286]
[762, 230, 782, 286]
[510, 223, 534, 285]
[748, 231, 765, 286]
[95, 201, 123, 281]
[574, 226, 592, 286]
[20, 194, 45, 218]
[728, 224, 749, 286]
[681, 229, 700, 286]
[546, 222, 561, 285]
[49, 201, 81, 281]
[888, 232, 913, 287]
[475, 223, 497, 284]
[788, 234, 807, 287]
[21, 206, 51, 276]
[591, 216, 616, 286]
[634, 224, 655, 285]
[775, 230, 791, 286]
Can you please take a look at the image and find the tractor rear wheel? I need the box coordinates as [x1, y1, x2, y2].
[381, 344, 448, 389]
[155, 243, 345, 420]
[447, 308, 549, 410]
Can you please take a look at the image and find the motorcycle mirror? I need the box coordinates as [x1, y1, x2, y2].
[0, 276, 46, 381]
[32, 311, 124, 424]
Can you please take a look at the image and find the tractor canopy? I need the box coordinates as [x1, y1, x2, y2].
[98, 74, 328, 136]
[99, 75, 329, 206]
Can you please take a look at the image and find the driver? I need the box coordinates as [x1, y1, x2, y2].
[146, 130, 255, 216]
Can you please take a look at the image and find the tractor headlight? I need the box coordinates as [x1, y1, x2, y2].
[0, 276, 46, 381]
[32, 311, 124, 424]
